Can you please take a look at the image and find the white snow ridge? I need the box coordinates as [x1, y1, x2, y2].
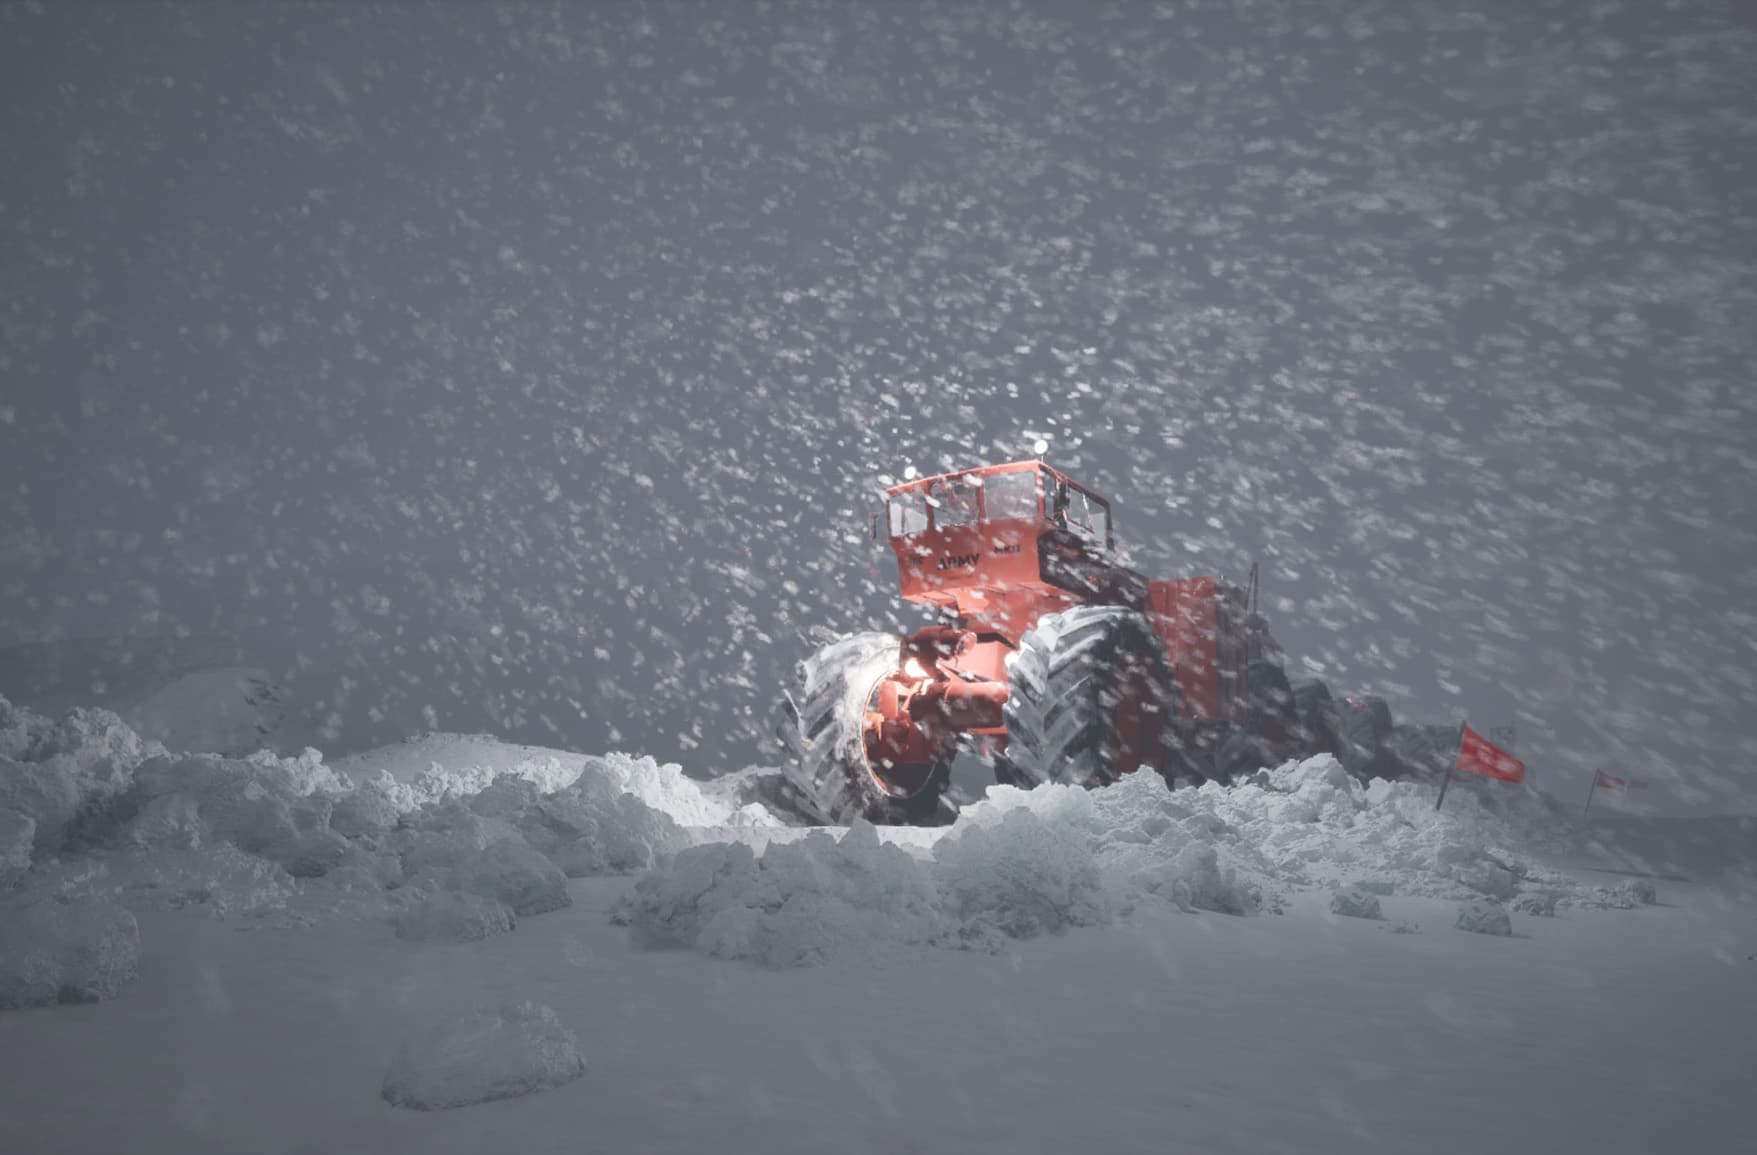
[620, 754, 1676, 966]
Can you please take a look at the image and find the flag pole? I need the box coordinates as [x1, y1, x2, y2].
[1435, 721, 1465, 812]
[1584, 770, 1599, 816]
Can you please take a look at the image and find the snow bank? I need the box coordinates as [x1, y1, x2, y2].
[382, 1002, 586, 1110]
[2, 697, 147, 856]
[618, 824, 948, 967]
[624, 755, 1662, 966]
[0, 697, 721, 928]
[0, 898, 141, 1008]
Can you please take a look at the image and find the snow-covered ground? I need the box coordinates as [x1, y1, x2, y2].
[2, 694, 1753, 1154]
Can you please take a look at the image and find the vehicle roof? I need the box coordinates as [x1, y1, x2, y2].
[882, 459, 1107, 503]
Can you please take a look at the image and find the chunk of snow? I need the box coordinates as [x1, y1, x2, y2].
[328, 774, 402, 840]
[122, 846, 298, 917]
[115, 754, 349, 878]
[1453, 861, 1521, 900]
[0, 760, 82, 854]
[1329, 888, 1383, 919]
[619, 825, 947, 967]
[381, 1001, 586, 1110]
[1582, 878, 1659, 909]
[394, 804, 526, 877]
[0, 898, 141, 1008]
[934, 806, 1108, 945]
[1512, 891, 1560, 917]
[395, 891, 516, 944]
[2, 703, 150, 812]
[447, 839, 569, 917]
[0, 808, 32, 885]
[1455, 901, 1513, 936]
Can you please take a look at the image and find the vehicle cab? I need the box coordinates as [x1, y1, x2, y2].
[875, 460, 1138, 639]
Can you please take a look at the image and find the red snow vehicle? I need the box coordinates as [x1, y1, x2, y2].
[777, 460, 1405, 825]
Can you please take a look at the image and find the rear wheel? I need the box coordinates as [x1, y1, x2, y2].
[1213, 658, 1299, 782]
[1334, 694, 1395, 779]
[782, 633, 950, 825]
[1290, 677, 1339, 757]
[1001, 606, 1181, 789]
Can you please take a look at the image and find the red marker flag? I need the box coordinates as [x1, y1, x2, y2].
[1456, 724, 1526, 784]
[1595, 769, 1626, 790]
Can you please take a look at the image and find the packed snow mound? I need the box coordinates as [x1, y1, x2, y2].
[447, 839, 570, 917]
[0, 898, 141, 1009]
[382, 1001, 586, 1110]
[625, 755, 1668, 966]
[619, 823, 950, 966]
[0, 699, 708, 926]
[115, 668, 284, 758]
[332, 734, 776, 829]
[395, 891, 516, 944]
[2, 696, 154, 856]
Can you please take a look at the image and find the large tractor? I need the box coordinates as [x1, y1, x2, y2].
[777, 459, 1400, 826]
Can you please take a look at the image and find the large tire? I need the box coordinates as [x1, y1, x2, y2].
[1289, 677, 1337, 757]
[1001, 606, 1181, 789]
[1334, 693, 1394, 779]
[1213, 658, 1299, 782]
[782, 633, 949, 826]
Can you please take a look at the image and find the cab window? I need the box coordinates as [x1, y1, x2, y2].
[929, 480, 981, 528]
[889, 493, 929, 536]
[983, 471, 1039, 520]
[1055, 484, 1110, 545]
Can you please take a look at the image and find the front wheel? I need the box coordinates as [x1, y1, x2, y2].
[1001, 606, 1182, 789]
[781, 632, 950, 825]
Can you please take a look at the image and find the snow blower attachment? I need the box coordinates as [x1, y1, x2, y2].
[779, 460, 1402, 826]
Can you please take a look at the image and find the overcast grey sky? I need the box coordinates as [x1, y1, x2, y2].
[1, 0, 1753, 813]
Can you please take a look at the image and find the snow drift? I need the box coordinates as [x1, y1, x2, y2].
[0, 696, 758, 938]
[1, 691, 1692, 983]
[621, 755, 1672, 966]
